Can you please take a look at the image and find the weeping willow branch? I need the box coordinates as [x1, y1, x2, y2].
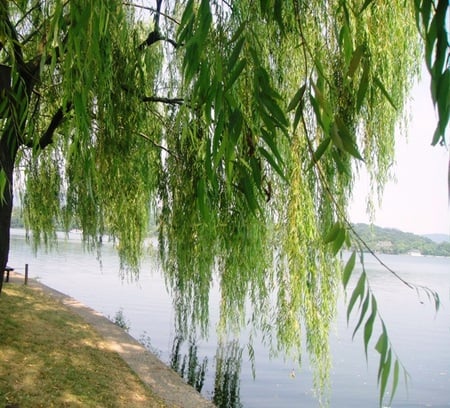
[2, 10, 25, 68]
[123, 2, 181, 25]
[299, 84, 439, 405]
[138, 131, 179, 161]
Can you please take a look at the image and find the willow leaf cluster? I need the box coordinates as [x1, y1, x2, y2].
[1, 0, 446, 405]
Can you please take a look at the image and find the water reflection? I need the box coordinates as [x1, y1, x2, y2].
[169, 335, 207, 393]
[212, 340, 243, 408]
[168, 335, 243, 408]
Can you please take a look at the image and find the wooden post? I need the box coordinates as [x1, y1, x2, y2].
[24, 263, 28, 285]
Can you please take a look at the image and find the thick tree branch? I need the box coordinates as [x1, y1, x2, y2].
[154, 0, 162, 28]
[141, 95, 184, 105]
[27, 103, 72, 150]
[136, 0, 178, 49]
[121, 84, 184, 106]
[138, 30, 178, 49]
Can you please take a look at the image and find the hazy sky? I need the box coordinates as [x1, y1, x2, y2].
[350, 72, 450, 235]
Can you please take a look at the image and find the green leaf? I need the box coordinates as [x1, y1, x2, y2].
[259, 92, 288, 129]
[363, 295, 377, 359]
[375, 324, 389, 385]
[311, 82, 332, 117]
[342, 250, 356, 289]
[227, 36, 245, 71]
[287, 84, 306, 112]
[213, 113, 225, 165]
[229, 108, 244, 143]
[420, 0, 433, 31]
[389, 359, 400, 405]
[183, 39, 200, 84]
[379, 350, 392, 404]
[312, 137, 331, 164]
[347, 45, 365, 78]
[261, 128, 284, 166]
[309, 93, 326, 133]
[255, 67, 282, 100]
[229, 22, 247, 43]
[375, 328, 388, 357]
[205, 138, 217, 191]
[198, 0, 212, 39]
[250, 156, 262, 187]
[331, 149, 350, 175]
[274, 0, 283, 29]
[347, 272, 366, 323]
[214, 79, 224, 115]
[359, 0, 375, 14]
[431, 126, 441, 146]
[178, 0, 195, 43]
[226, 58, 247, 91]
[330, 122, 345, 151]
[258, 146, 285, 179]
[180, 0, 194, 27]
[339, 25, 353, 66]
[240, 165, 261, 214]
[425, 16, 437, 72]
[356, 61, 370, 111]
[258, 106, 277, 135]
[259, 0, 269, 15]
[293, 98, 304, 131]
[335, 116, 364, 160]
[332, 227, 346, 255]
[324, 222, 341, 243]
[374, 76, 397, 110]
[196, 178, 209, 220]
[352, 292, 370, 339]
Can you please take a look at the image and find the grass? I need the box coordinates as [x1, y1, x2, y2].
[0, 282, 170, 408]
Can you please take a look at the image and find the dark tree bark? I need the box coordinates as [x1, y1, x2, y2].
[0, 121, 19, 293]
[0, 59, 37, 295]
[0, 86, 69, 294]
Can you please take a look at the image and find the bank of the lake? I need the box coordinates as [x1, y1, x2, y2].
[0, 273, 214, 408]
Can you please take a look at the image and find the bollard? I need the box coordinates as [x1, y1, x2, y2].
[25, 263, 28, 285]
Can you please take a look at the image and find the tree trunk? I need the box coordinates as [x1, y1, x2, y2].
[0, 123, 18, 294]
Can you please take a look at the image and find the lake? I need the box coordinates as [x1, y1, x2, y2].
[7, 230, 450, 407]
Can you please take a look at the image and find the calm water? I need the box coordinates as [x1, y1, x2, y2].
[8, 230, 450, 407]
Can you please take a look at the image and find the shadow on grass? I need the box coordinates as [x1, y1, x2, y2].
[0, 284, 168, 408]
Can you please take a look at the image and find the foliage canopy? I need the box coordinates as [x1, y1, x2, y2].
[0, 0, 448, 405]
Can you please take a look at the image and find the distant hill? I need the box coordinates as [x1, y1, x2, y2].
[351, 224, 450, 256]
[424, 233, 450, 244]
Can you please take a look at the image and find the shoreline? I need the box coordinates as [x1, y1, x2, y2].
[6, 271, 215, 408]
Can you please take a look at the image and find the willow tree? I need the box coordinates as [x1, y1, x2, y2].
[0, 0, 448, 405]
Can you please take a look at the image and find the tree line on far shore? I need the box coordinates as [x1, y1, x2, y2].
[352, 223, 450, 256]
[12, 207, 449, 257]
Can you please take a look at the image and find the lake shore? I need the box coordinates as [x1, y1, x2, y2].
[0, 272, 215, 408]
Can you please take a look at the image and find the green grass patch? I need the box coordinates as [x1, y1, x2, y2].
[0, 283, 169, 407]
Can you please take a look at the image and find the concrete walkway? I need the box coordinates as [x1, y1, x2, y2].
[7, 272, 215, 408]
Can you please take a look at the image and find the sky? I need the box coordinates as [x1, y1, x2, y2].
[349, 72, 450, 235]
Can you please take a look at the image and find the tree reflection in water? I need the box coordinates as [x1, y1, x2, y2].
[169, 335, 243, 408]
[169, 335, 207, 393]
[213, 340, 243, 408]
